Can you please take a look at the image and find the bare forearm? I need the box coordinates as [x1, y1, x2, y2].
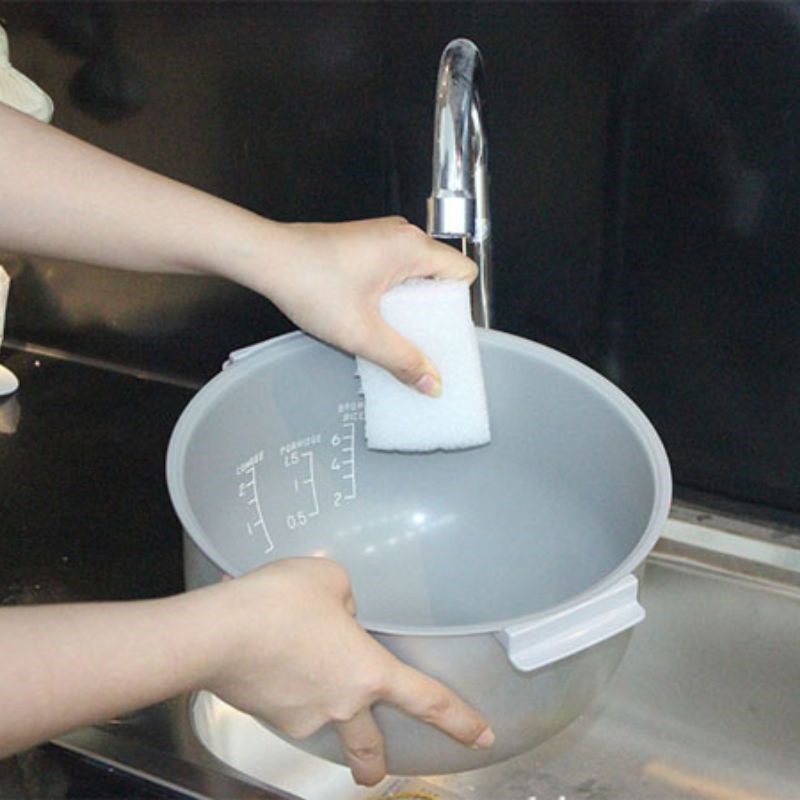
[0, 589, 227, 757]
[0, 101, 285, 282]
[0, 101, 479, 389]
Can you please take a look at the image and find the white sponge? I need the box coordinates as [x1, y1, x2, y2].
[356, 279, 491, 452]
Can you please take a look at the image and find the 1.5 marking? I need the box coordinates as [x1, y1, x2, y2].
[284, 448, 320, 530]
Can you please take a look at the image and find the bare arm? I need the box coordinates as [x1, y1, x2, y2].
[0, 101, 263, 278]
[1, 592, 212, 752]
[0, 103, 491, 786]
[0, 102, 476, 394]
[0, 559, 493, 786]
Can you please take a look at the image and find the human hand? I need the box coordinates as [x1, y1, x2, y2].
[0, 107, 472, 392]
[199, 557, 493, 786]
[233, 217, 477, 397]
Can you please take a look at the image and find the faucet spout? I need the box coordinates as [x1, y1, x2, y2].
[427, 38, 492, 328]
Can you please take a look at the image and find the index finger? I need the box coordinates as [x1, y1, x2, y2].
[382, 662, 494, 749]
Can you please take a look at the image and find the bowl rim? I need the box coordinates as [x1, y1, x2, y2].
[167, 329, 672, 637]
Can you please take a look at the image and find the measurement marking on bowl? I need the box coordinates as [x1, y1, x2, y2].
[332, 420, 357, 505]
[236, 454, 273, 553]
[284, 447, 320, 530]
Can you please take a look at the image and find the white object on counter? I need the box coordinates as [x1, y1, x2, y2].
[0, 24, 54, 396]
[356, 279, 491, 452]
[0, 365, 18, 396]
[0, 25, 53, 122]
[0, 266, 18, 397]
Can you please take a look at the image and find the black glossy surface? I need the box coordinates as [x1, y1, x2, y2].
[601, 2, 800, 513]
[0, 1, 663, 379]
[1, 746, 193, 800]
[1, 2, 798, 515]
[0, 6, 797, 573]
[0, 347, 189, 605]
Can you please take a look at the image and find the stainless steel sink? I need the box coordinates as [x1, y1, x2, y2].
[56, 507, 800, 799]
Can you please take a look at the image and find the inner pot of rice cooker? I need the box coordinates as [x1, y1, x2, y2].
[167, 328, 672, 775]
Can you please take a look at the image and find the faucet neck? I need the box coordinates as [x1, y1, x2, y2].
[427, 38, 492, 328]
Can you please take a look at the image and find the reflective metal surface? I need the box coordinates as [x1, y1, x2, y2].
[427, 39, 492, 328]
[54, 513, 800, 799]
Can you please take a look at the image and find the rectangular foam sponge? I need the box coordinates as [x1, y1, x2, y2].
[356, 279, 491, 452]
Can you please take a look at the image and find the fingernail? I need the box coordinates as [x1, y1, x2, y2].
[472, 727, 495, 749]
[415, 374, 441, 397]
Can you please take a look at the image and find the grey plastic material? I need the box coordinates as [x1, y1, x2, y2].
[496, 573, 643, 672]
[169, 328, 671, 773]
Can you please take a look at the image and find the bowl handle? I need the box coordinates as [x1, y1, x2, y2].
[494, 574, 644, 672]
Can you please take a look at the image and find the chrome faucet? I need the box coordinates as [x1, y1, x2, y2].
[427, 38, 492, 328]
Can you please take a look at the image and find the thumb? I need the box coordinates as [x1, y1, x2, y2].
[358, 313, 441, 397]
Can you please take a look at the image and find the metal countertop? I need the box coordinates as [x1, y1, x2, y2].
[54, 510, 800, 800]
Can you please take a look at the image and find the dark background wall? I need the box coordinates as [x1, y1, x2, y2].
[1, 1, 798, 521]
